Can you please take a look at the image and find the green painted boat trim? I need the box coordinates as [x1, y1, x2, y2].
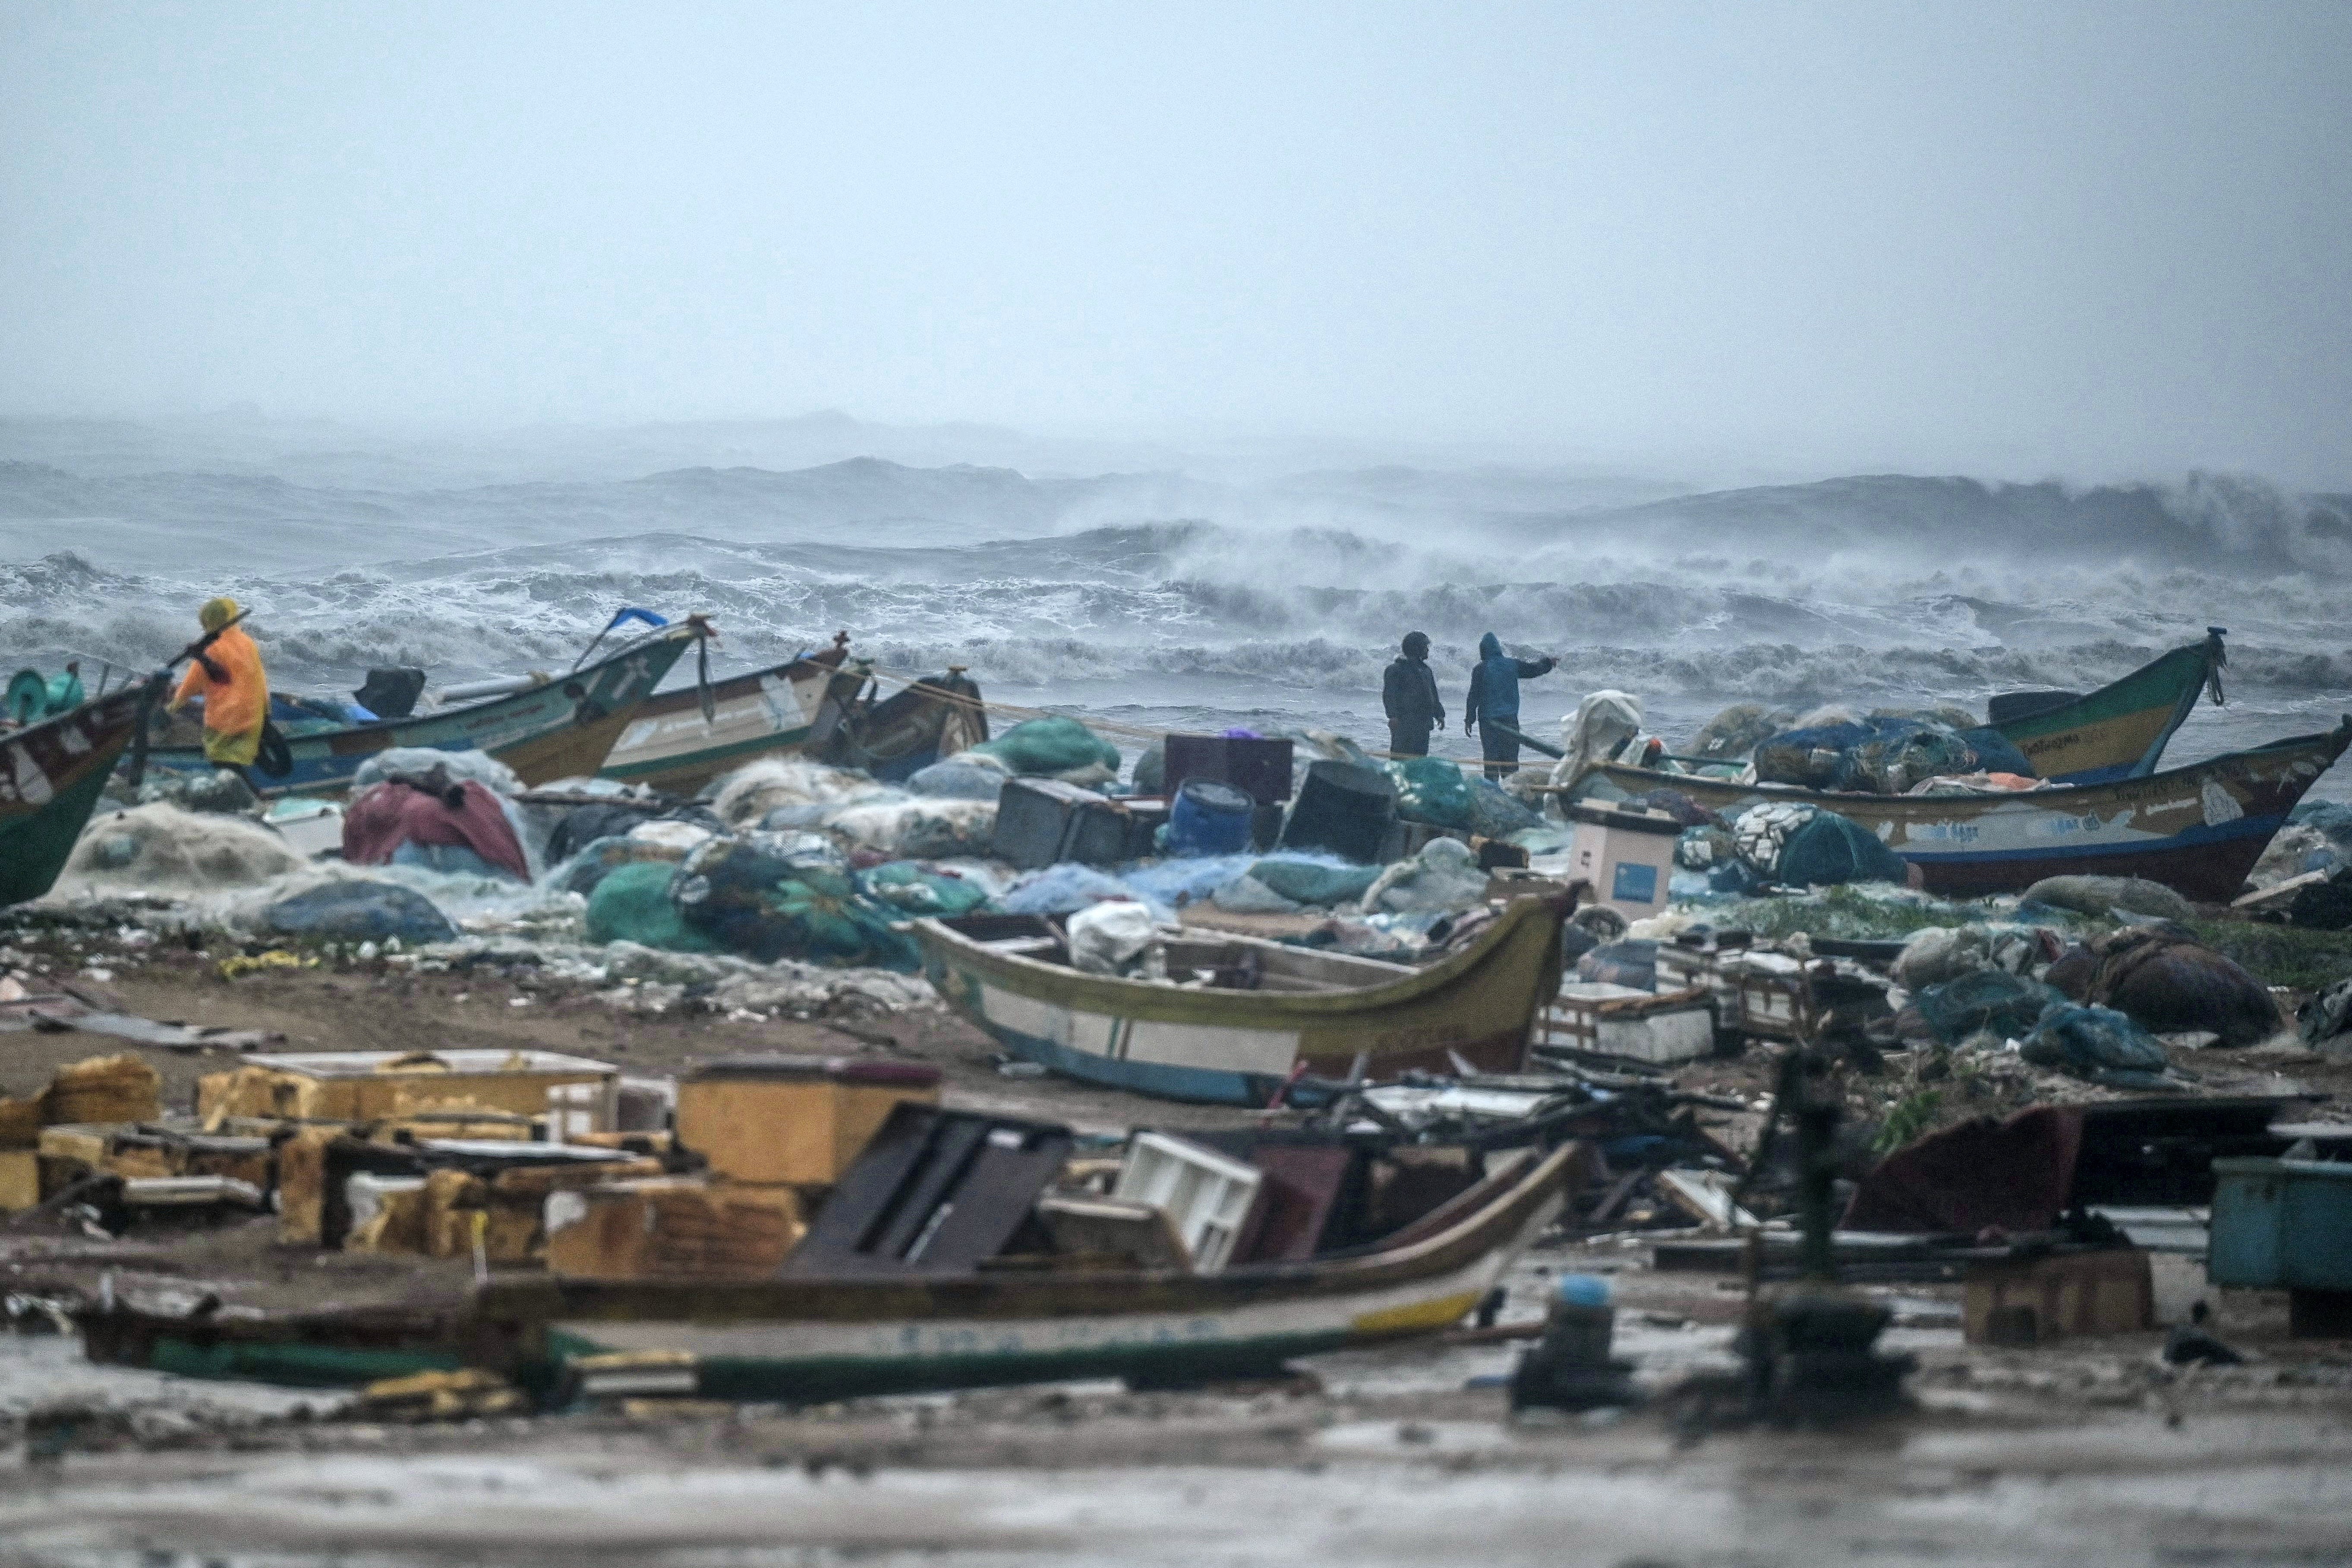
[148, 1338, 468, 1388]
[0, 681, 155, 907]
[0, 760, 114, 907]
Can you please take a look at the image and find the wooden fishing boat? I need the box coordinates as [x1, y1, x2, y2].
[79, 1143, 1581, 1401]
[599, 638, 988, 793]
[913, 895, 1571, 1106]
[1988, 628, 2228, 783]
[0, 679, 162, 907]
[137, 625, 702, 800]
[1581, 718, 2352, 902]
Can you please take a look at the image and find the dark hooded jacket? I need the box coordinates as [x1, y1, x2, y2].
[1465, 632, 1555, 731]
[1383, 651, 1444, 730]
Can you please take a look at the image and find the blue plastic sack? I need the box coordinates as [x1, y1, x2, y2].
[1168, 778, 1254, 856]
[2021, 1002, 2172, 1086]
[265, 881, 457, 945]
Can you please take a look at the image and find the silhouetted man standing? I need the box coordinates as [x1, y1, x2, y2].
[1382, 631, 1445, 757]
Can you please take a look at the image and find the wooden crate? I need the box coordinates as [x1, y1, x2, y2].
[676, 1055, 940, 1186]
[197, 1049, 620, 1129]
[1964, 1247, 2153, 1345]
[545, 1178, 806, 1278]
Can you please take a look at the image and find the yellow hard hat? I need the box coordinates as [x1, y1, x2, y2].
[199, 597, 240, 633]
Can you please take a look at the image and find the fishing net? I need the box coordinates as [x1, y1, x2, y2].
[585, 861, 716, 951]
[1914, 970, 2065, 1044]
[1385, 757, 1477, 831]
[857, 861, 993, 917]
[64, 804, 304, 890]
[672, 843, 920, 971]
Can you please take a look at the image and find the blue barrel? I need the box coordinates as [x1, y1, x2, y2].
[1167, 779, 1254, 857]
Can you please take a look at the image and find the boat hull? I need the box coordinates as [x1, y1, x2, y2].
[495, 1143, 1579, 1401]
[1587, 720, 2351, 902]
[596, 659, 835, 794]
[1990, 632, 2226, 783]
[597, 661, 987, 793]
[914, 897, 1568, 1106]
[138, 629, 697, 799]
[0, 683, 156, 907]
[73, 1145, 1579, 1400]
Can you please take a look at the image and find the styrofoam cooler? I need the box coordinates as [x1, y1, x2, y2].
[1565, 804, 1681, 918]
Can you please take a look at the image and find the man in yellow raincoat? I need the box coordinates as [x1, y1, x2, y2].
[169, 598, 270, 768]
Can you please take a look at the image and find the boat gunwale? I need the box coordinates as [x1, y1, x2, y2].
[1579, 718, 2352, 824]
[913, 892, 1567, 1025]
[0, 680, 155, 797]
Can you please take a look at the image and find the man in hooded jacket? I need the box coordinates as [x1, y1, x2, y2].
[169, 597, 270, 770]
[1381, 631, 1446, 757]
[1464, 631, 1556, 780]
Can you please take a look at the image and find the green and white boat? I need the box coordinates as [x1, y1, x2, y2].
[0, 679, 162, 907]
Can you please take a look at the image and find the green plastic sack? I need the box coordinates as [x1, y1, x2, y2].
[1384, 757, 1477, 830]
[859, 860, 992, 917]
[585, 861, 717, 952]
[1249, 857, 1381, 907]
[1916, 970, 2064, 1044]
[969, 716, 1122, 778]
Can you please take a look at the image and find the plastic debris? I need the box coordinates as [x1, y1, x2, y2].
[1066, 900, 1163, 976]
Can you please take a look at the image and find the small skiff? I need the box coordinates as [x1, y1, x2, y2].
[1582, 718, 2352, 902]
[79, 1143, 1582, 1401]
[137, 625, 702, 800]
[913, 895, 1572, 1106]
[599, 642, 987, 794]
[0, 679, 162, 907]
[1988, 628, 2228, 783]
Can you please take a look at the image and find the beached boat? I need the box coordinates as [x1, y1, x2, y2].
[137, 625, 702, 800]
[1987, 628, 2228, 783]
[599, 639, 988, 793]
[1580, 718, 2352, 902]
[0, 679, 163, 907]
[80, 1143, 1581, 1400]
[913, 896, 1572, 1106]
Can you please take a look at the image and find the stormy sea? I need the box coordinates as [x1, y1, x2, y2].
[4, 412, 2350, 798]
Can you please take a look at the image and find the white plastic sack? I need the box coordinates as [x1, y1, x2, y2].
[1552, 691, 1645, 787]
[1066, 900, 1164, 977]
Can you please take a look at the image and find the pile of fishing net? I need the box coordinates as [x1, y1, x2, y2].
[586, 832, 925, 971]
[63, 804, 306, 891]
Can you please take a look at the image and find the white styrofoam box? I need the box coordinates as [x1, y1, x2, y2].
[1113, 1131, 1264, 1273]
[1544, 981, 1714, 1063]
[1564, 805, 1680, 919]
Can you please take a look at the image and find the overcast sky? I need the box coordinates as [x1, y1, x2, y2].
[3, 3, 2348, 485]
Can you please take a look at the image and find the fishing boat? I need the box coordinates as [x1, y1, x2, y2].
[1579, 717, 2352, 902]
[1987, 627, 2229, 783]
[0, 679, 164, 907]
[137, 624, 703, 800]
[80, 1142, 1581, 1401]
[913, 895, 1572, 1106]
[599, 636, 989, 793]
